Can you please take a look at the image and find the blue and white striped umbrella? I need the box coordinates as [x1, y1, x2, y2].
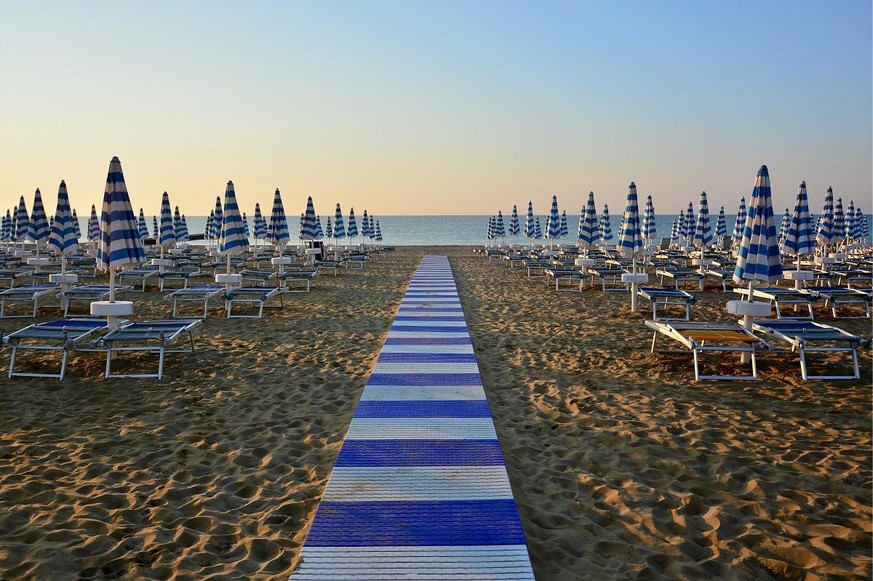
[733, 165, 782, 286]
[546, 195, 561, 242]
[560, 210, 569, 238]
[268, 189, 290, 247]
[368, 213, 377, 240]
[361, 210, 372, 239]
[675, 209, 686, 241]
[683, 201, 695, 244]
[347, 208, 359, 241]
[845, 200, 856, 240]
[599, 204, 613, 244]
[509, 205, 520, 237]
[325, 216, 333, 239]
[180, 215, 190, 242]
[833, 197, 846, 241]
[72, 209, 81, 240]
[159, 192, 176, 250]
[220, 180, 250, 259]
[205, 210, 215, 240]
[374, 220, 383, 242]
[732, 197, 747, 244]
[1, 209, 11, 242]
[31, 188, 50, 247]
[152, 216, 159, 239]
[642, 195, 656, 245]
[815, 186, 835, 247]
[524, 201, 535, 240]
[212, 196, 223, 241]
[577, 192, 600, 250]
[534, 217, 543, 240]
[333, 203, 346, 243]
[617, 182, 644, 259]
[315, 215, 325, 240]
[779, 208, 790, 241]
[47, 180, 79, 258]
[670, 217, 680, 244]
[715, 206, 727, 239]
[174, 206, 188, 242]
[782, 181, 815, 257]
[15, 195, 32, 243]
[854, 207, 866, 240]
[137, 208, 148, 240]
[97, 156, 146, 275]
[253, 203, 267, 241]
[88, 204, 100, 242]
[486, 216, 494, 241]
[241, 212, 250, 237]
[300, 196, 320, 241]
[494, 210, 506, 240]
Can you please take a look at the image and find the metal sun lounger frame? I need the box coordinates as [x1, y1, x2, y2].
[751, 320, 864, 380]
[279, 268, 319, 291]
[165, 285, 225, 318]
[96, 319, 201, 379]
[61, 285, 133, 317]
[656, 268, 706, 290]
[645, 320, 770, 381]
[637, 287, 696, 321]
[732, 287, 815, 320]
[5, 318, 113, 380]
[0, 284, 60, 318]
[116, 268, 160, 291]
[223, 286, 285, 318]
[544, 268, 586, 291]
[589, 268, 627, 291]
[800, 286, 871, 319]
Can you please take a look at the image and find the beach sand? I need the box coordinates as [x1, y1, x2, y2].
[0, 246, 869, 580]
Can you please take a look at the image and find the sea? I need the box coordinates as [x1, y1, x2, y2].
[75, 214, 873, 247]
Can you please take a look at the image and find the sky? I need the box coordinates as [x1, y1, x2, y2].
[0, 1, 870, 218]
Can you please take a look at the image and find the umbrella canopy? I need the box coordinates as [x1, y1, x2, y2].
[815, 186, 835, 248]
[137, 209, 149, 239]
[14, 195, 32, 243]
[642, 195, 656, 245]
[845, 200, 856, 241]
[524, 201, 535, 240]
[599, 204, 613, 244]
[325, 216, 333, 239]
[534, 217, 543, 240]
[683, 201, 695, 245]
[31, 188, 50, 246]
[361, 210, 372, 239]
[220, 180, 250, 256]
[347, 208, 359, 240]
[732, 165, 782, 286]
[546, 195, 561, 242]
[732, 197, 747, 245]
[212, 196, 223, 241]
[241, 212, 250, 237]
[174, 206, 189, 243]
[333, 203, 346, 242]
[47, 180, 79, 257]
[508, 205, 520, 237]
[779, 208, 791, 241]
[560, 210, 569, 238]
[1, 210, 11, 242]
[88, 204, 100, 242]
[374, 220, 383, 242]
[253, 203, 267, 240]
[159, 192, 176, 249]
[833, 197, 846, 241]
[71, 209, 81, 240]
[854, 207, 867, 240]
[617, 182, 644, 259]
[486, 216, 494, 241]
[315, 215, 324, 240]
[96, 156, 146, 273]
[494, 210, 506, 241]
[205, 210, 215, 240]
[268, 189, 290, 247]
[299, 196, 320, 241]
[782, 181, 815, 258]
[715, 206, 727, 239]
[152, 216, 159, 239]
[577, 192, 600, 251]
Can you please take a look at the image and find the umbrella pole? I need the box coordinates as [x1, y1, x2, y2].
[227, 253, 232, 275]
[109, 269, 116, 302]
[630, 256, 639, 312]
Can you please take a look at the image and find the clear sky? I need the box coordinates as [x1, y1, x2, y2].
[1, 1, 870, 218]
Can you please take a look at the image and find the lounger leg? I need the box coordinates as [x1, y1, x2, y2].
[650, 331, 658, 353]
[750, 351, 758, 379]
[8, 344, 17, 378]
[58, 348, 68, 381]
[798, 347, 809, 381]
[692, 349, 701, 381]
[157, 348, 165, 380]
[105, 347, 113, 378]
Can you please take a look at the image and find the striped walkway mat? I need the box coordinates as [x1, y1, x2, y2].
[293, 255, 534, 580]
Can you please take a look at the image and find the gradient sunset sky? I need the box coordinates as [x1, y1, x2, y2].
[1, 1, 870, 217]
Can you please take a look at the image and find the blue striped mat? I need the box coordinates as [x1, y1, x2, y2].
[293, 255, 534, 579]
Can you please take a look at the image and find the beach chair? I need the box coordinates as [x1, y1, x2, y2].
[61, 284, 133, 317]
[4, 318, 113, 379]
[544, 267, 586, 291]
[0, 269, 32, 289]
[832, 269, 872, 289]
[97, 319, 202, 379]
[280, 268, 319, 292]
[637, 287, 696, 321]
[342, 254, 368, 270]
[0, 284, 60, 318]
[158, 268, 206, 291]
[656, 268, 706, 290]
[238, 269, 275, 286]
[224, 286, 284, 318]
[645, 320, 770, 381]
[314, 259, 342, 276]
[165, 285, 225, 318]
[117, 267, 160, 291]
[732, 287, 815, 320]
[800, 286, 871, 319]
[589, 267, 627, 291]
[751, 320, 865, 380]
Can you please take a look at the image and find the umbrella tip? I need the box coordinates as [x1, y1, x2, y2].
[758, 164, 769, 175]
[227, 180, 234, 186]
[629, 181, 636, 187]
[800, 180, 806, 186]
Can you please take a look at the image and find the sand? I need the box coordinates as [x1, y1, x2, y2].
[0, 246, 869, 580]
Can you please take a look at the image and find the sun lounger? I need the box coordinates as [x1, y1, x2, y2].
[522, 260, 550, 278]
[314, 259, 342, 275]
[800, 286, 871, 319]
[751, 320, 865, 380]
[732, 287, 815, 319]
[165, 285, 225, 318]
[5, 318, 112, 379]
[832, 269, 872, 289]
[638, 287, 696, 321]
[645, 320, 770, 381]
[280, 268, 319, 291]
[238, 269, 276, 286]
[656, 268, 706, 290]
[704, 267, 734, 292]
[0, 269, 32, 289]
[589, 268, 627, 291]
[61, 284, 133, 317]
[158, 268, 206, 291]
[544, 267, 586, 291]
[117, 267, 160, 291]
[97, 319, 201, 379]
[0, 284, 60, 318]
[343, 254, 368, 270]
[224, 286, 284, 318]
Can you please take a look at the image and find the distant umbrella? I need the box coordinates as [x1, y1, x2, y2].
[577, 192, 600, 253]
[560, 210, 569, 239]
[97, 156, 146, 300]
[779, 208, 791, 241]
[31, 188, 50, 249]
[159, 192, 176, 253]
[524, 201, 535, 242]
[181, 216, 189, 241]
[845, 200, 855, 241]
[486, 216, 494, 242]
[205, 210, 215, 240]
[241, 212, 250, 237]
[509, 205, 520, 238]
[300, 196, 320, 241]
[494, 210, 506, 242]
[1, 210, 10, 242]
[137, 208, 149, 240]
[546, 195, 561, 245]
[253, 203, 267, 242]
[599, 204, 613, 245]
[693, 192, 713, 249]
[219, 180, 250, 272]
[333, 203, 346, 245]
[782, 181, 815, 263]
[316, 216, 325, 240]
[88, 204, 100, 242]
[670, 217, 680, 244]
[212, 196, 223, 241]
[833, 197, 846, 242]
[15, 195, 32, 244]
[733, 165, 782, 289]
[715, 206, 727, 240]
[642, 195, 656, 246]
[174, 206, 188, 243]
[534, 217, 543, 240]
[47, 180, 79, 266]
[676, 209, 687, 241]
[152, 216, 158, 239]
[72, 209, 81, 240]
[268, 189, 290, 248]
[374, 220, 383, 242]
[361, 210, 372, 240]
[683, 201, 695, 247]
[325, 216, 333, 239]
[733, 197, 747, 246]
[815, 186, 835, 249]
[347, 208, 359, 242]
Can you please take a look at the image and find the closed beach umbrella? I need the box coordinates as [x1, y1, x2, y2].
[599, 204, 613, 246]
[683, 201, 695, 248]
[253, 203, 267, 242]
[779, 208, 791, 242]
[174, 206, 188, 243]
[15, 195, 32, 244]
[782, 181, 815, 267]
[560, 210, 569, 239]
[534, 217, 543, 240]
[524, 201, 535, 244]
[546, 195, 561, 246]
[152, 216, 159, 239]
[715, 206, 727, 240]
[333, 202, 346, 245]
[577, 192, 600, 253]
[486, 216, 494, 242]
[268, 188, 290, 248]
[47, 180, 79, 269]
[137, 209, 148, 240]
[733, 165, 782, 289]
[347, 208, 359, 243]
[1, 210, 10, 242]
[220, 180, 249, 272]
[732, 196, 747, 246]
[642, 195, 656, 247]
[212, 196, 223, 241]
[844, 201, 855, 241]
[361, 210, 372, 242]
[670, 216, 680, 245]
[299, 196, 320, 241]
[815, 186, 835, 250]
[31, 188, 50, 250]
[241, 212, 250, 237]
[88, 204, 100, 242]
[316, 216, 325, 240]
[494, 210, 506, 243]
[617, 182, 644, 260]
[509, 205, 520, 238]
[97, 156, 146, 300]
[205, 210, 215, 240]
[159, 192, 176, 254]
[676, 209, 686, 242]
[854, 207, 867, 241]
[833, 197, 846, 243]
[374, 220, 383, 242]
[72, 209, 81, 240]
[325, 216, 333, 239]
